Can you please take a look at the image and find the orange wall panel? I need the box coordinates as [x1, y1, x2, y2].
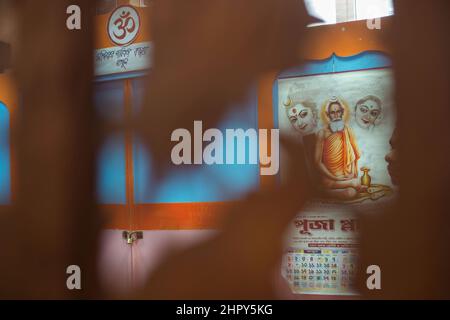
[0, 73, 17, 112]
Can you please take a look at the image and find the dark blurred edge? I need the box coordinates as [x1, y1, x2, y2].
[0, 41, 11, 72]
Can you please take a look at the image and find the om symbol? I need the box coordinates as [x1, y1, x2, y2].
[113, 11, 136, 40]
[108, 6, 140, 46]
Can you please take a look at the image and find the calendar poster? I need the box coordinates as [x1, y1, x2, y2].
[282, 207, 359, 295]
[278, 68, 397, 295]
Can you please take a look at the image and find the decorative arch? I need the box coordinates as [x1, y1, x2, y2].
[272, 51, 392, 129]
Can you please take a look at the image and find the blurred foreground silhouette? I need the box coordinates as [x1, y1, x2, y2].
[0, 0, 449, 299]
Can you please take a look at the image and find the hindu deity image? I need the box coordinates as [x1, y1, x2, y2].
[283, 92, 318, 136]
[354, 95, 383, 130]
[282, 95, 394, 204]
[279, 69, 395, 204]
[314, 97, 364, 200]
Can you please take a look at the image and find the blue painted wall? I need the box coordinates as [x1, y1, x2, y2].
[0, 101, 11, 204]
[1, 78, 261, 206]
[95, 81, 127, 204]
[131, 78, 260, 204]
[95, 78, 260, 204]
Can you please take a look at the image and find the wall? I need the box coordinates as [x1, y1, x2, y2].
[0, 73, 16, 204]
[97, 15, 393, 295]
[0, 9, 393, 295]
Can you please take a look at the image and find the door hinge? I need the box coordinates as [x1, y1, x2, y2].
[122, 231, 144, 245]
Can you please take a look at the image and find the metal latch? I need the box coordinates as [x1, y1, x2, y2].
[122, 231, 144, 245]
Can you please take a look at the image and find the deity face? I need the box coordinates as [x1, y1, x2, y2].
[327, 103, 344, 122]
[355, 99, 382, 129]
[287, 103, 317, 135]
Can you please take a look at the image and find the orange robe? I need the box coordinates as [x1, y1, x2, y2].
[322, 126, 360, 178]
